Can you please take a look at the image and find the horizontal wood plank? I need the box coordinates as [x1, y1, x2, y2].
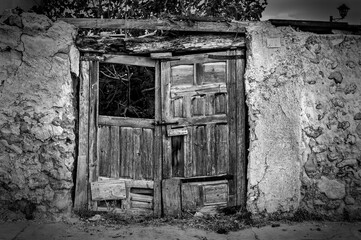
[130, 193, 153, 202]
[98, 177, 154, 189]
[60, 18, 247, 33]
[102, 54, 155, 67]
[90, 181, 126, 201]
[126, 35, 246, 54]
[98, 115, 155, 128]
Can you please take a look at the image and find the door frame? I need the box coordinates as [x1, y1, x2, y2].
[74, 50, 246, 216]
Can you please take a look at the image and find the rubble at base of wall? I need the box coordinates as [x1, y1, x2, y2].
[0, 10, 79, 220]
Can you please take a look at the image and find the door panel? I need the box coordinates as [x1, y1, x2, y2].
[161, 50, 245, 213]
[162, 51, 231, 179]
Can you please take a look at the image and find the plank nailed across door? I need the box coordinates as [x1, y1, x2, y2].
[91, 181, 126, 201]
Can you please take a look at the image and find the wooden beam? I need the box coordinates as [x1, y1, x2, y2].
[102, 54, 156, 67]
[125, 35, 245, 54]
[98, 115, 155, 129]
[74, 61, 90, 210]
[60, 18, 247, 33]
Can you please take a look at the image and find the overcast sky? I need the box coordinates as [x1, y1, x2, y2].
[261, 0, 361, 24]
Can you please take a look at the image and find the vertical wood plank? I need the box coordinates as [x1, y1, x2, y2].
[153, 61, 162, 217]
[141, 128, 154, 180]
[215, 124, 229, 174]
[206, 124, 216, 175]
[227, 50, 237, 206]
[161, 61, 172, 179]
[184, 126, 194, 177]
[236, 49, 247, 206]
[133, 128, 142, 179]
[110, 126, 120, 178]
[98, 126, 111, 177]
[88, 61, 99, 210]
[74, 61, 90, 210]
[162, 178, 182, 216]
[120, 127, 132, 178]
[195, 63, 204, 85]
[194, 125, 206, 176]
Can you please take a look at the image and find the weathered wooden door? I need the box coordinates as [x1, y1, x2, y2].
[161, 50, 246, 214]
[75, 55, 162, 216]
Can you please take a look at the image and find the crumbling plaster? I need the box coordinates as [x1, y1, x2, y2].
[245, 22, 361, 219]
[0, 12, 79, 220]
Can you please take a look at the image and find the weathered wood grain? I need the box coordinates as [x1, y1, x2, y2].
[60, 18, 247, 33]
[103, 54, 156, 67]
[98, 115, 155, 129]
[132, 128, 142, 179]
[236, 49, 247, 206]
[162, 179, 182, 216]
[74, 61, 90, 210]
[153, 61, 162, 217]
[140, 128, 154, 180]
[88, 61, 99, 210]
[98, 126, 111, 177]
[91, 181, 126, 201]
[110, 126, 120, 178]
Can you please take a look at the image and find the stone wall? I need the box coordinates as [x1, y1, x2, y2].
[245, 22, 361, 219]
[0, 11, 79, 220]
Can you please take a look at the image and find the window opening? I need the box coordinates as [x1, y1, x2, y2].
[99, 63, 155, 118]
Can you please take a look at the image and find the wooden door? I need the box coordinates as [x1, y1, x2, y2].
[161, 50, 246, 214]
[76, 55, 162, 216]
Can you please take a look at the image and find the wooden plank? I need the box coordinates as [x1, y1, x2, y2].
[170, 51, 228, 66]
[120, 127, 133, 177]
[227, 51, 237, 206]
[126, 35, 246, 54]
[133, 128, 142, 179]
[131, 201, 153, 209]
[74, 61, 90, 210]
[60, 18, 247, 33]
[206, 124, 216, 175]
[161, 61, 172, 178]
[130, 193, 153, 202]
[153, 61, 162, 217]
[167, 127, 188, 136]
[162, 178, 182, 216]
[98, 126, 111, 177]
[90, 181, 126, 201]
[181, 182, 202, 212]
[184, 126, 194, 178]
[98, 116, 155, 129]
[98, 177, 154, 189]
[170, 84, 227, 97]
[194, 125, 206, 176]
[216, 124, 229, 174]
[215, 93, 227, 114]
[171, 97, 184, 118]
[191, 95, 205, 116]
[88, 61, 99, 210]
[203, 183, 228, 205]
[110, 126, 120, 178]
[102, 54, 155, 67]
[141, 128, 154, 180]
[236, 49, 247, 206]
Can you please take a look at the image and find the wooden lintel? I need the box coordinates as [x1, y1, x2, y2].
[126, 35, 245, 54]
[60, 18, 247, 33]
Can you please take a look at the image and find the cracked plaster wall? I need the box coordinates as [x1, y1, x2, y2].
[245, 22, 361, 219]
[0, 11, 79, 220]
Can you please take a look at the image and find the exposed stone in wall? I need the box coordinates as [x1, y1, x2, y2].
[245, 22, 361, 219]
[0, 11, 79, 220]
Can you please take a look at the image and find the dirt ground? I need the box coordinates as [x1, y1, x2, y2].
[1, 214, 361, 240]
